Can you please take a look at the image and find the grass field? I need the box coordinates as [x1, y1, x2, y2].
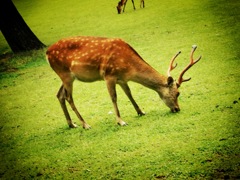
[0, 0, 239, 179]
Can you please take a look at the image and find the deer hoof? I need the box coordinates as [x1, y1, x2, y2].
[83, 124, 91, 129]
[138, 111, 146, 116]
[69, 123, 78, 128]
[118, 121, 128, 126]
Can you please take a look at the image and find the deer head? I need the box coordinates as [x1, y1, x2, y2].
[162, 45, 202, 112]
[117, 1, 122, 14]
[117, 0, 126, 14]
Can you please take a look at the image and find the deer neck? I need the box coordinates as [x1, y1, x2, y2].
[131, 61, 167, 91]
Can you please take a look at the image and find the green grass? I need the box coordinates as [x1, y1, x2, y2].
[0, 0, 239, 179]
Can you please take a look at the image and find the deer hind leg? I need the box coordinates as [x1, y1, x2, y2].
[105, 78, 127, 126]
[57, 85, 77, 128]
[118, 82, 145, 116]
[57, 81, 91, 129]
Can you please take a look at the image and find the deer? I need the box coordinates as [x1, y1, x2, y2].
[117, 0, 145, 14]
[46, 36, 201, 129]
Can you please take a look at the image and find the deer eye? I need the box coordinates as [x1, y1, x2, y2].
[177, 92, 180, 97]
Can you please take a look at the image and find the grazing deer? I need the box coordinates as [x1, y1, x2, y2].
[46, 36, 201, 129]
[117, 0, 145, 14]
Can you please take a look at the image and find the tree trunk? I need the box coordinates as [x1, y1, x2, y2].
[0, 0, 46, 53]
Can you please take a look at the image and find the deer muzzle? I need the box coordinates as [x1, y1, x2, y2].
[171, 107, 180, 113]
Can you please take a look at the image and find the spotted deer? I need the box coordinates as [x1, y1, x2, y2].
[117, 0, 145, 14]
[46, 36, 201, 129]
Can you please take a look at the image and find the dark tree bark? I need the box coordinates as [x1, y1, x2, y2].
[0, 0, 45, 53]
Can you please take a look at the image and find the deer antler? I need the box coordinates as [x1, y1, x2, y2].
[167, 51, 181, 77]
[177, 45, 201, 87]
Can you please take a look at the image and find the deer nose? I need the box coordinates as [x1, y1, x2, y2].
[172, 107, 180, 113]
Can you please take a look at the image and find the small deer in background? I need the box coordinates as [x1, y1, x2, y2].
[117, 0, 145, 14]
[46, 36, 201, 129]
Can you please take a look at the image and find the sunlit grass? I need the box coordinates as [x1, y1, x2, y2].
[0, 0, 239, 179]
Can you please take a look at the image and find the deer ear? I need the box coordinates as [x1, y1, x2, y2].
[167, 76, 174, 86]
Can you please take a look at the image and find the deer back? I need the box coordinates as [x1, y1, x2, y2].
[46, 36, 153, 82]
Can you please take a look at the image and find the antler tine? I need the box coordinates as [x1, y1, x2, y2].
[191, 45, 202, 64]
[167, 51, 181, 77]
[177, 45, 202, 87]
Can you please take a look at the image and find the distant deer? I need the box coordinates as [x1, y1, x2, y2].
[46, 36, 201, 129]
[117, 0, 145, 14]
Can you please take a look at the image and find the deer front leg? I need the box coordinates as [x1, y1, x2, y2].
[123, 0, 128, 13]
[140, 0, 145, 8]
[131, 0, 136, 10]
[105, 78, 127, 126]
[118, 82, 145, 116]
